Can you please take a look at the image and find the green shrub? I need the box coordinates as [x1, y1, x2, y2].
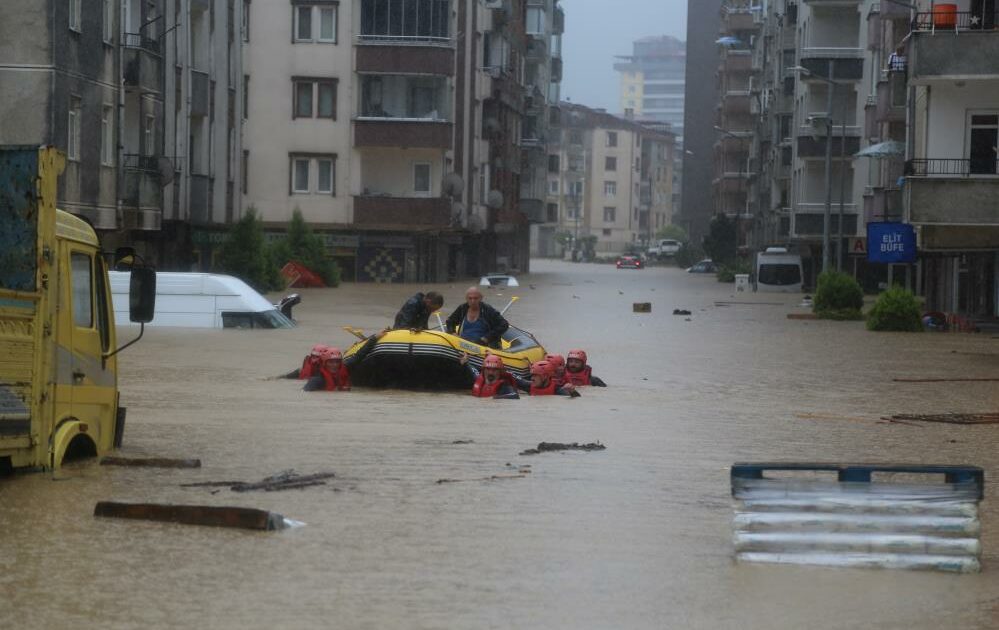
[270, 209, 341, 287]
[716, 259, 751, 283]
[867, 287, 923, 332]
[655, 224, 688, 243]
[813, 271, 863, 319]
[218, 208, 285, 292]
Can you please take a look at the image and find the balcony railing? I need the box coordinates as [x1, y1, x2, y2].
[799, 47, 864, 59]
[912, 11, 997, 32]
[905, 158, 999, 177]
[356, 34, 453, 46]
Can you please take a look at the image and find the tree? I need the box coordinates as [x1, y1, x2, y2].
[702, 214, 737, 265]
[217, 207, 284, 292]
[655, 224, 688, 242]
[271, 209, 341, 286]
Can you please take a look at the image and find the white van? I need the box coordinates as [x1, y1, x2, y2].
[109, 271, 295, 328]
[755, 247, 804, 293]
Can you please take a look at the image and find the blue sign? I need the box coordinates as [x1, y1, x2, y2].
[867, 222, 916, 263]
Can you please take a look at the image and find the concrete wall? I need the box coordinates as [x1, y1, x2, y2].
[923, 82, 999, 159]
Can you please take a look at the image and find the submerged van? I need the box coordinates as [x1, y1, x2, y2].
[108, 272, 294, 329]
[755, 247, 804, 293]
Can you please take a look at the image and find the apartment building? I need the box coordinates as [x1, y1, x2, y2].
[614, 36, 686, 135]
[680, 0, 723, 244]
[900, 0, 999, 317]
[242, 0, 553, 281]
[0, 0, 243, 269]
[544, 103, 673, 257]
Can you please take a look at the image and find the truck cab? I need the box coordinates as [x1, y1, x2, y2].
[0, 146, 154, 472]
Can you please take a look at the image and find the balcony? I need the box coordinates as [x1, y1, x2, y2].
[864, 186, 903, 222]
[354, 119, 452, 149]
[550, 56, 563, 83]
[120, 154, 163, 229]
[793, 211, 859, 237]
[190, 70, 209, 118]
[122, 35, 161, 94]
[722, 91, 751, 114]
[353, 195, 451, 227]
[355, 44, 455, 76]
[797, 135, 861, 159]
[875, 73, 905, 123]
[722, 49, 753, 72]
[798, 51, 864, 82]
[908, 14, 999, 84]
[905, 159, 999, 225]
[722, 8, 756, 31]
[189, 174, 210, 224]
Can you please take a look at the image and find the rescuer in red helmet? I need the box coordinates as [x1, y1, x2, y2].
[300, 330, 386, 392]
[545, 353, 567, 386]
[563, 349, 606, 387]
[462, 352, 520, 398]
[298, 344, 328, 380]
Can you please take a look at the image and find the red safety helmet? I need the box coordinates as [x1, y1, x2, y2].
[323, 347, 343, 362]
[567, 349, 587, 364]
[483, 354, 504, 370]
[530, 360, 554, 376]
[310, 343, 328, 357]
[545, 354, 565, 370]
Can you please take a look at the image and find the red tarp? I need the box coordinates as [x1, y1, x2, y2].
[281, 261, 326, 288]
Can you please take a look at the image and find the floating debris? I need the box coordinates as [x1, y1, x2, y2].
[883, 413, 999, 426]
[672, 309, 692, 316]
[893, 378, 999, 383]
[101, 457, 201, 469]
[181, 470, 336, 492]
[519, 442, 606, 456]
[94, 501, 291, 531]
[633, 302, 651, 313]
[452, 440, 475, 445]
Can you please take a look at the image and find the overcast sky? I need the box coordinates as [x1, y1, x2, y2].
[561, 0, 688, 113]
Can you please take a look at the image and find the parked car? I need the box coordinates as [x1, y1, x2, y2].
[687, 259, 717, 274]
[648, 239, 682, 259]
[616, 255, 644, 269]
[480, 273, 520, 287]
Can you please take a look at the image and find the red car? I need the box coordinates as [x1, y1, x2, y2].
[616, 255, 643, 269]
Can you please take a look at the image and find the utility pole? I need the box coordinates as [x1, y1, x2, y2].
[821, 59, 835, 275]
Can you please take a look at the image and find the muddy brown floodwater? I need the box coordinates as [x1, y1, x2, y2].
[3, 259, 999, 629]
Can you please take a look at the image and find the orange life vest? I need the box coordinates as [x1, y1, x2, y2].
[563, 366, 592, 386]
[472, 372, 516, 397]
[318, 364, 351, 391]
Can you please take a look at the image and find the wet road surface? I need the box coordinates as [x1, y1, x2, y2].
[3, 259, 999, 628]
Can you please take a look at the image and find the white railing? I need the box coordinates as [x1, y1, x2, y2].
[800, 47, 864, 59]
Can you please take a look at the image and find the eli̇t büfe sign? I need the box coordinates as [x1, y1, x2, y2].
[866, 222, 916, 264]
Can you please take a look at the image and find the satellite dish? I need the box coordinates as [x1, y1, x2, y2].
[486, 190, 504, 209]
[157, 157, 175, 187]
[442, 173, 464, 199]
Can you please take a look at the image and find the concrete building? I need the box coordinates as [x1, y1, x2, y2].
[242, 0, 553, 282]
[545, 103, 674, 257]
[901, 0, 999, 317]
[0, 0, 243, 269]
[680, 0, 724, 244]
[614, 35, 686, 135]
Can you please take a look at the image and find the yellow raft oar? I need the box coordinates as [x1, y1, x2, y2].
[341, 326, 367, 340]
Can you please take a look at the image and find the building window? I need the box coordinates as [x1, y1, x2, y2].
[102, 0, 114, 43]
[242, 150, 249, 194]
[603, 207, 616, 222]
[604, 181, 616, 197]
[243, 75, 249, 118]
[548, 179, 559, 195]
[526, 7, 546, 35]
[548, 154, 559, 173]
[101, 106, 114, 166]
[242, 0, 250, 41]
[413, 162, 431, 196]
[605, 156, 617, 171]
[69, 0, 81, 31]
[602, 228, 612, 236]
[144, 115, 155, 156]
[291, 155, 336, 195]
[317, 159, 334, 193]
[71, 253, 93, 328]
[360, 0, 450, 40]
[292, 157, 310, 193]
[606, 131, 618, 147]
[295, 4, 338, 42]
[294, 79, 337, 119]
[67, 97, 81, 161]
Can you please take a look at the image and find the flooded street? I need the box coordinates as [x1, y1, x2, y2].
[3, 259, 999, 628]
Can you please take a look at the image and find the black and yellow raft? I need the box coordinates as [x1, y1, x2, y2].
[342, 326, 547, 389]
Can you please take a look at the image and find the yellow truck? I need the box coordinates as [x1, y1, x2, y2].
[0, 146, 155, 473]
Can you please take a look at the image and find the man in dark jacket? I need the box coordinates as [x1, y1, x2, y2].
[393, 291, 444, 330]
[445, 286, 509, 348]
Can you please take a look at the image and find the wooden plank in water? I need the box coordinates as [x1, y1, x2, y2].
[94, 501, 286, 531]
[633, 302, 652, 313]
[100, 456, 202, 468]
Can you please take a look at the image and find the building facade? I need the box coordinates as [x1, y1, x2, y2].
[542, 103, 673, 257]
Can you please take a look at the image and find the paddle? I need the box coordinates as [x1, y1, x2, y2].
[500, 295, 520, 316]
